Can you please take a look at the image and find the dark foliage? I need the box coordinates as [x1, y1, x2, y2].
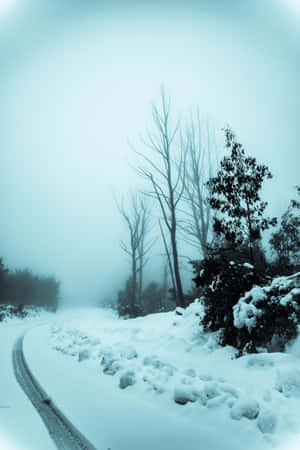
[117, 277, 174, 318]
[206, 127, 276, 267]
[0, 258, 8, 302]
[270, 185, 300, 270]
[233, 273, 300, 354]
[0, 263, 59, 311]
[191, 246, 300, 355]
[117, 277, 143, 318]
[0, 304, 27, 322]
[142, 281, 164, 314]
[191, 253, 255, 347]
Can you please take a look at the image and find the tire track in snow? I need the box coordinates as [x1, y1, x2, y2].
[13, 333, 97, 450]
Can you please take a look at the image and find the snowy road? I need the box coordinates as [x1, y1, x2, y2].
[12, 332, 96, 450]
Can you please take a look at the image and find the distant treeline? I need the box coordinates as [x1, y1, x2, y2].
[0, 259, 59, 311]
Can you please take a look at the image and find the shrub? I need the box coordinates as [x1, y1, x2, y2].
[233, 272, 300, 353]
[117, 277, 143, 318]
[191, 248, 300, 354]
[191, 254, 255, 347]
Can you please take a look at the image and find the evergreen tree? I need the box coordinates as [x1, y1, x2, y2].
[117, 277, 143, 318]
[0, 258, 8, 302]
[206, 127, 277, 267]
[270, 185, 300, 269]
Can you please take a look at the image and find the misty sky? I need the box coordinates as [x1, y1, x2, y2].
[0, 0, 299, 305]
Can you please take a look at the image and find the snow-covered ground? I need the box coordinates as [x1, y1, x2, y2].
[0, 311, 55, 450]
[19, 303, 300, 449]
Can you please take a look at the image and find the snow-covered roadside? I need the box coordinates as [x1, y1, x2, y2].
[22, 303, 300, 450]
[24, 321, 265, 450]
[0, 316, 55, 450]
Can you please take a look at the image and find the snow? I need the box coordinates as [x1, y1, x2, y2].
[230, 398, 260, 420]
[2, 296, 300, 449]
[233, 286, 266, 332]
[0, 314, 55, 450]
[20, 302, 300, 449]
[233, 273, 300, 333]
[275, 367, 300, 398]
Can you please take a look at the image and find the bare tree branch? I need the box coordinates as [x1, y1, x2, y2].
[134, 88, 186, 307]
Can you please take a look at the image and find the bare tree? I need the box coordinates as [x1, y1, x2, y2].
[136, 88, 186, 307]
[118, 195, 153, 312]
[181, 113, 217, 257]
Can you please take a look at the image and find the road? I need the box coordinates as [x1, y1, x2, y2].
[12, 333, 97, 450]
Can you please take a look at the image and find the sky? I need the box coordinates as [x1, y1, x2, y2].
[0, 0, 299, 305]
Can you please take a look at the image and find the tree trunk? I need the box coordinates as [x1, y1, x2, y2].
[132, 253, 137, 309]
[170, 228, 185, 308]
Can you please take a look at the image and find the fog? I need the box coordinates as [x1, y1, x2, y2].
[0, 0, 299, 306]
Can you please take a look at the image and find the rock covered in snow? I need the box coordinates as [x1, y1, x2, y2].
[174, 384, 196, 405]
[119, 371, 136, 389]
[230, 398, 260, 420]
[184, 368, 197, 378]
[175, 307, 185, 316]
[120, 346, 138, 360]
[78, 348, 91, 362]
[257, 410, 277, 434]
[275, 367, 300, 397]
[220, 383, 239, 399]
[143, 355, 163, 368]
[198, 382, 221, 405]
[103, 359, 121, 376]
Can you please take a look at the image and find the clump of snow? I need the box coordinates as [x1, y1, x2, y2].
[257, 410, 277, 434]
[230, 398, 260, 420]
[275, 368, 300, 398]
[246, 354, 275, 368]
[280, 289, 300, 307]
[50, 325, 102, 359]
[78, 348, 91, 362]
[174, 384, 196, 405]
[198, 381, 221, 406]
[0, 304, 52, 323]
[47, 300, 300, 447]
[271, 273, 300, 293]
[119, 370, 136, 389]
[233, 272, 300, 354]
[120, 345, 138, 360]
[184, 368, 197, 378]
[233, 286, 266, 332]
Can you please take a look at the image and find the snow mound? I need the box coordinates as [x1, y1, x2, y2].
[78, 348, 91, 362]
[230, 398, 260, 420]
[246, 354, 275, 368]
[119, 371, 136, 389]
[50, 326, 102, 359]
[48, 301, 300, 446]
[0, 304, 51, 323]
[174, 384, 197, 404]
[275, 368, 300, 398]
[257, 410, 277, 434]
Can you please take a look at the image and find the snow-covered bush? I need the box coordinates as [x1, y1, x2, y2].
[233, 272, 300, 353]
[0, 304, 27, 321]
[0, 304, 46, 322]
[191, 256, 255, 347]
